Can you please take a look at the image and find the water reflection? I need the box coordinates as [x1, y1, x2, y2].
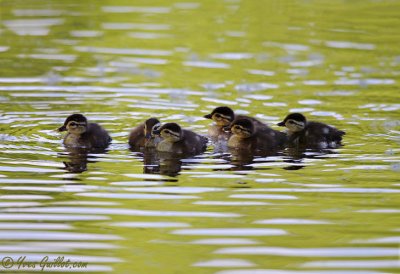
[157, 152, 184, 177]
[172, 228, 287, 236]
[138, 148, 321, 176]
[215, 246, 399, 256]
[128, 146, 348, 177]
[216, 270, 384, 274]
[59, 148, 89, 173]
[130, 148, 183, 177]
[228, 149, 320, 172]
[59, 147, 110, 173]
[193, 258, 255, 267]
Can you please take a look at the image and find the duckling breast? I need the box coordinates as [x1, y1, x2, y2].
[64, 133, 88, 148]
[228, 135, 251, 150]
[157, 140, 174, 152]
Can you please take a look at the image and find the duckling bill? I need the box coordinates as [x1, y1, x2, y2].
[58, 114, 111, 149]
[228, 118, 286, 152]
[128, 118, 161, 148]
[278, 113, 345, 149]
[153, 122, 208, 155]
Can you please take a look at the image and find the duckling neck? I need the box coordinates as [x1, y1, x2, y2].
[287, 128, 304, 136]
[145, 136, 162, 148]
[228, 134, 245, 148]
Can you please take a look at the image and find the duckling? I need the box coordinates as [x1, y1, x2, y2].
[204, 106, 267, 141]
[58, 114, 111, 149]
[128, 118, 161, 148]
[277, 113, 345, 149]
[145, 122, 162, 149]
[153, 122, 208, 155]
[228, 118, 287, 152]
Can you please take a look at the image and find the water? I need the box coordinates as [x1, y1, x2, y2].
[0, 0, 399, 273]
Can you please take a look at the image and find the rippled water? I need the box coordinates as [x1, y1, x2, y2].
[0, 0, 399, 273]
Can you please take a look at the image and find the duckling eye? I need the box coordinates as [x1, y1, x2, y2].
[152, 124, 161, 131]
[215, 114, 222, 119]
[70, 122, 77, 127]
[163, 129, 170, 134]
[288, 121, 294, 124]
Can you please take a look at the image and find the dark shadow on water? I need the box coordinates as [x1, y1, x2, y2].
[229, 150, 257, 171]
[59, 147, 109, 174]
[127, 145, 344, 177]
[282, 147, 342, 170]
[228, 148, 286, 171]
[157, 152, 183, 177]
[129, 147, 183, 178]
[225, 147, 342, 172]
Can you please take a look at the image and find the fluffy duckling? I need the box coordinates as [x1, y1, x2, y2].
[228, 118, 287, 152]
[204, 106, 266, 141]
[145, 121, 162, 148]
[128, 118, 161, 148]
[58, 114, 111, 149]
[153, 122, 208, 155]
[278, 113, 345, 149]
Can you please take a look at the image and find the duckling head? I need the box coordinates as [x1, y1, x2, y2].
[153, 122, 182, 143]
[230, 118, 254, 139]
[204, 106, 235, 127]
[144, 118, 161, 139]
[278, 113, 306, 133]
[58, 114, 88, 135]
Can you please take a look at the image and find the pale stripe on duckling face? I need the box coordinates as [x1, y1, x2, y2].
[145, 123, 162, 148]
[66, 121, 87, 135]
[151, 123, 161, 136]
[212, 113, 232, 126]
[285, 119, 305, 133]
[231, 124, 252, 139]
[160, 128, 181, 142]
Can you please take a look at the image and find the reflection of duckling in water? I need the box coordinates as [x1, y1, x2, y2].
[128, 118, 161, 149]
[228, 118, 287, 152]
[153, 123, 208, 155]
[61, 147, 89, 173]
[204, 106, 267, 142]
[58, 114, 111, 149]
[158, 154, 182, 177]
[277, 113, 345, 149]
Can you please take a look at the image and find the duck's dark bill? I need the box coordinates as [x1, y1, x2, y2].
[277, 121, 285, 126]
[204, 114, 212, 119]
[58, 125, 67, 132]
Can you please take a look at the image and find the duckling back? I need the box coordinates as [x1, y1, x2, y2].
[228, 118, 286, 153]
[128, 123, 145, 148]
[160, 130, 207, 155]
[244, 127, 286, 152]
[82, 123, 112, 149]
[180, 129, 208, 155]
[289, 121, 345, 149]
[129, 118, 161, 149]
